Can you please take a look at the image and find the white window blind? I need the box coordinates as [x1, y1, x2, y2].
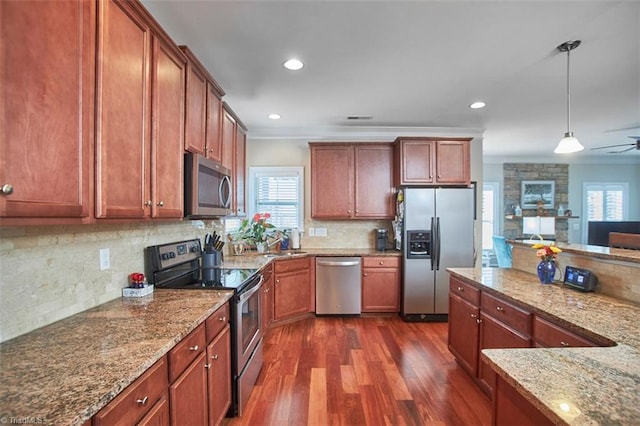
[585, 183, 627, 221]
[249, 166, 303, 230]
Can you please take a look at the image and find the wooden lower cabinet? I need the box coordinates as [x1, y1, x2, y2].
[138, 395, 170, 426]
[169, 351, 208, 425]
[448, 291, 480, 377]
[206, 325, 231, 426]
[93, 356, 169, 425]
[361, 256, 400, 312]
[493, 375, 553, 426]
[273, 258, 312, 321]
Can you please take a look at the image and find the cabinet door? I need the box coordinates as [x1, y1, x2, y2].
[396, 139, 435, 185]
[169, 352, 208, 426]
[221, 107, 236, 172]
[261, 274, 274, 331]
[95, 0, 150, 218]
[435, 140, 470, 185]
[354, 145, 394, 219]
[205, 83, 223, 162]
[310, 145, 353, 218]
[150, 35, 185, 219]
[361, 267, 400, 312]
[137, 394, 169, 426]
[0, 0, 94, 221]
[479, 313, 531, 394]
[183, 54, 207, 155]
[207, 325, 231, 426]
[448, 292, 480, 377]
[233, 125, 246, 216]
[274, 269, 311, 320]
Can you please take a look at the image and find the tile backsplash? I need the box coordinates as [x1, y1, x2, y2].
[0, 220, 221, 342]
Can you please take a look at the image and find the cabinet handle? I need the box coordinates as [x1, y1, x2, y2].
[496, 306, 504, 312]
[157, 200, 164, 207]
[437, 175, 442, 178]
[363, 273, 368, 277]
[1, 184, 14, 195]
[144, 200, 152, 207]
[560, 341, 570, 347]
[212, 354, 219, 360]
[219, 316, 226, 322]
[470, 313, 477, 318]
[189, 345, 199, 351]
[457, 286, 464, 292]
[379, 261, 384, 265]
[205, 363, 211, 369]
[136, 396, 149, 405]
[476, 319, 482, 324]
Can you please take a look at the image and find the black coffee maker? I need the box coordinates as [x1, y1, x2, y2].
[375, 228, 388, 251]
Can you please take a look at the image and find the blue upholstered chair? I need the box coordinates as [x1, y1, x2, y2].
[492, 236, 512, 268]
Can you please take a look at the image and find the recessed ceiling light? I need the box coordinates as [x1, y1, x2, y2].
[268, 113, 281, 120]
[283, 58, 304, 71]
[469, 101, 486, 109]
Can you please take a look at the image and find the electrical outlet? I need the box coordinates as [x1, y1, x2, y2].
[308, 228, 315, 237]
[100, 248, 110, 271]
[315, 228, 328, 237]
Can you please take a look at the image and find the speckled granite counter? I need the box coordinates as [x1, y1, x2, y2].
[448, 267, 640, 425]
[222, 248, 401, 269]
[0, 290, 233, 425]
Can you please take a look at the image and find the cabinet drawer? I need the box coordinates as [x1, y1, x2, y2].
[362, 256, 400, 268]
[533, 316, 600, 348]
[481, 292, 531, 336]
[205, 302, 230, 343]
[168, 324, 206, 382]
[449, 277, 480, 306]
[274, 257, 309, 274]
[94, 356, 168, 426]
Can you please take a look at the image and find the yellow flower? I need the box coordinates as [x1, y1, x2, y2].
[532, 243, 561, 262]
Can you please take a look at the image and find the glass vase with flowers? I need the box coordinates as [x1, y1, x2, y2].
[532, 242, 562, 284]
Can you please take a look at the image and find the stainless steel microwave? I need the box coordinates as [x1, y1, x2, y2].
[184, 153, 232, 218]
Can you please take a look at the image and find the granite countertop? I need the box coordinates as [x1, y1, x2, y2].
[509, 240, 640, 264]
[222, 248, 401, 269]
[448, 267, 640, 425]
[0, 289, 233, 425]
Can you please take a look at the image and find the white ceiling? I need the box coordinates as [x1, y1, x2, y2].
[142, 0, 640, 162]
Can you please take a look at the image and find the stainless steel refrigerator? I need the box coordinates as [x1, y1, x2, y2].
[400, 187, 475, 321]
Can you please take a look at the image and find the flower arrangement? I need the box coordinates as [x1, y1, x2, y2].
[532, 243, 562, 262]
[233, 212, 276, 244]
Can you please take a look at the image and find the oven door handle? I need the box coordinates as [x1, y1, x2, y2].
[238, 275, 264, 303]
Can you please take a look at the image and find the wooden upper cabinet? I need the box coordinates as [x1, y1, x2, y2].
[310, 143, 393, 219]
[182, 48, 208, 156]
[354, 145, 394, 218]
[205, 82, 223, 163]
[0, 0, 95, 223]
[221, 104, 236, 172]
[310, 144, 354, 219]
[234, 124, 247, 217]
[95, 0, 151, 219]
[150, 32, 186, 219]
[394, 137, 471, 186]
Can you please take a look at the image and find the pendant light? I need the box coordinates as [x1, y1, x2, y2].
[554, 40, 584, 154]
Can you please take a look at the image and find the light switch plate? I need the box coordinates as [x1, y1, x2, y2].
[100, 248, 110, 271]
[315, 228, 328, 237]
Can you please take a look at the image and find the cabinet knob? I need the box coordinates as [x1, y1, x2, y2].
[1, 184, 14, 195]
[157, 200, 164, 207]
[437, 175, 442, 178]
[219, 316, 226, 322]
[379, 261, 384, 265]
[560, 341, 570, 347]
[276, 279, 280, 283]
[476, 318, 482, 324]
[363, 273, 368, 277]
[470, 313, 477, 318]
[205, 363, 211, 369]
[189, 345, 199, 351]
[457, 286, 464, 292]
[496, 306, 504, 312]
[136, 396, 149, 405]
[144, 200, 153, 207]
[212, 354, 219, 360]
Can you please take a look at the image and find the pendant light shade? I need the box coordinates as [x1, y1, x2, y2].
[554, 40, 584, 154]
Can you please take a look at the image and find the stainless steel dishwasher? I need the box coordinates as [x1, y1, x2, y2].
[315, 257, 362, 315]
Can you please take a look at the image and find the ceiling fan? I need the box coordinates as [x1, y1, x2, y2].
[591, 136, 640, 153]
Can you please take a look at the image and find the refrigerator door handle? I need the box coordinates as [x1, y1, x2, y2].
[436, 217, 441, 270]
[430, 217, 435, 270]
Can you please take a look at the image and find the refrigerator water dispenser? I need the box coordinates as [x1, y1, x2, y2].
[407, 230, 431, 259]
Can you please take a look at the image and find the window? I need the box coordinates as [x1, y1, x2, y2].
[482, 182, 500, 267]
[582, 182, 628, 242]
[248, 166, 304, 230]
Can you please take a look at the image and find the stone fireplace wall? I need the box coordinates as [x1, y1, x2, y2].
[503, 163, 570, 242]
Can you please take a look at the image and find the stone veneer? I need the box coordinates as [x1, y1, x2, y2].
[503, 163, 569, 242]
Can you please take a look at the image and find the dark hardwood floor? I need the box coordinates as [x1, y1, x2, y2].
[226, 316, 491, 426]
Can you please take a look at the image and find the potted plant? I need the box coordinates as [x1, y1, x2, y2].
[231, 213, 276, 253]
